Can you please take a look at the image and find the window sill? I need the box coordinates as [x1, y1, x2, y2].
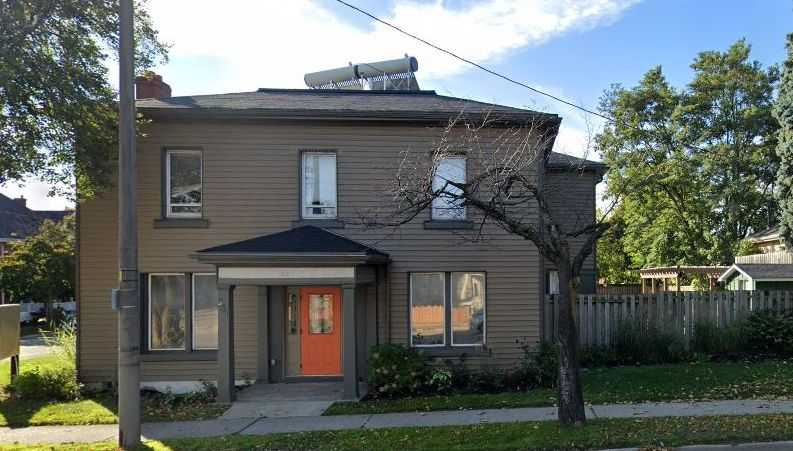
[423, 220, 474, 230]
[292, 219, 345, 229]
[416, 346, 490, 358]
[141, 350, 217, 362]
[153, 218, 210, 229]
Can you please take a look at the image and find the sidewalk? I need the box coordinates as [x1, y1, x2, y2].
[2, 399, 793, 446]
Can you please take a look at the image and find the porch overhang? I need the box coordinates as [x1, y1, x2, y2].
[190, 226, 388, 402]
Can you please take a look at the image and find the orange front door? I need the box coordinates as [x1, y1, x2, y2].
[300, 287, 342, 376]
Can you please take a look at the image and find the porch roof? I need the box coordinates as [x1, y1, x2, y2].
[192, 225, 389, 264]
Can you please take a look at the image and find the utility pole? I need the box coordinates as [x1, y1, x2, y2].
[117, 0, 140, 447]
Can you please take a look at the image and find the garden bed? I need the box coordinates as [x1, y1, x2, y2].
[325, 359, 793, 415]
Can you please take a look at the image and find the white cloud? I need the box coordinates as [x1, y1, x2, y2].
[13, 0, 637, 208]
[148, 0, 640, 94]
[0, 180, 73, 211]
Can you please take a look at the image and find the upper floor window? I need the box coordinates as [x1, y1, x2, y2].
[302, 152, 337, 219]
[166, 150, 202, 218]
[432, 156, 466, 220]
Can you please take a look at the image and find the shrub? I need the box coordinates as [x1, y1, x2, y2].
[143, 380, 218, 415]
[578, 345, 620, 368]
[368, 344, 427, 398]
[692, 320, 748, 356]
[512, 340, 558, 389]
[744, 310, 793, 356]
[427, 367, 453, 394]
[469, 367, 507, 393]
[611, 320, 690, 365]
[7, 366, 82, 401]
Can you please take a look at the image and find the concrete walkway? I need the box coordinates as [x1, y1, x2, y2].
[2, 399, 793, 446]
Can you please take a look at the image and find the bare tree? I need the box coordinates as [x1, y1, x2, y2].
[362, 113, 610, 426]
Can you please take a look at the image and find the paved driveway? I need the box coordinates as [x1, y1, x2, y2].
[19, 333, 55, 359]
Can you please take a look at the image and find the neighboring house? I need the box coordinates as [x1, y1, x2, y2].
[0, 194, 70, 304]
[77, 71, 603, 402]
[639, 266, 727, 293]
[719, 226, 793, 291]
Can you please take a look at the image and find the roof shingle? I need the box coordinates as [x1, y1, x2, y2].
[197, 225, 387, 257]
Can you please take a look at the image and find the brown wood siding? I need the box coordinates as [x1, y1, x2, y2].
[544, 171, 598, 292]
[79, 121, 550, 381]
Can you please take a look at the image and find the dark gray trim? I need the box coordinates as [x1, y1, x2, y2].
[342, 283, 358, 399]
[423, 220, 474, 230]
[256, 286, 269, 383]
[291, 219, 345, 229]
[298, 149, 339, 221]
[140, 351, 217, 362]
[268, 286, 285, 383]
[139, 108, 560, 128]
[153, 218, 210, 229]
[217, 284, 235, 403]
[420, 347, 490, 358]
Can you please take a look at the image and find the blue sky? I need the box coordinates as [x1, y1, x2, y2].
[3, 0, 791, 210]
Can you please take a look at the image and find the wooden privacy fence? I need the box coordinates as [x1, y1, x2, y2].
[544, 291, 793, 348]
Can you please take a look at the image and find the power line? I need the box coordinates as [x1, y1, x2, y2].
[334, 0, 613, 123]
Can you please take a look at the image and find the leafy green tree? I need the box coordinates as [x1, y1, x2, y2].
[777, 34, 793, 247]
[598, 67, 713, 267]
[596, 207, 639, 284]
[681, 40, 780, 263]
[599, 40, 779, 267]
[0, 215, 75, 308]
[0, 0, 168, 198]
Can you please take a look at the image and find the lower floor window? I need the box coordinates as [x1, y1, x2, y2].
[410, 272, 486, 347]
[149, 274, 186, 351]
[148, 272, 218, 352]
[192, 273, 218, 350]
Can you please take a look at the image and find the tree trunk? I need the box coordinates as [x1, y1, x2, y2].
[556, 262, 586, 426]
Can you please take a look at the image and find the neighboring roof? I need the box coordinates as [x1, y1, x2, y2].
[136, 89, 560, 126]
[746, 225, 781, 244]
[640, 266, 728, 278]
[719, 263, 793, 282]
[546, 152, 607, 174]
[0, 194, 69, 240]
[196, 225, 388, 257]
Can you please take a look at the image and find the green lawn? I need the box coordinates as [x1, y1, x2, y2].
[0, 355, 227, 427]
[3, 414, 793, 450]
[325, 359, 793, 415]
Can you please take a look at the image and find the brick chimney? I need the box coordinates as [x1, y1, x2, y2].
[135, 72, 171, 99]
[13, 196, 26, 209]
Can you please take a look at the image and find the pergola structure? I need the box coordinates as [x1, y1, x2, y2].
[639, 266, 727, 293]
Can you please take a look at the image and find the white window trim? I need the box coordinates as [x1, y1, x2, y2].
[148, 273, 187, 352]
[450, 272, 486, 347]
[166, 149, 202, 218]
[191, 273, 218, 351]
[432, 156, 467, 220]
[301, 151, 337, 219]
[409, 272, 446, 348]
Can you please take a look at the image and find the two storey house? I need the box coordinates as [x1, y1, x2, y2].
[77, 74, 604, 402]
